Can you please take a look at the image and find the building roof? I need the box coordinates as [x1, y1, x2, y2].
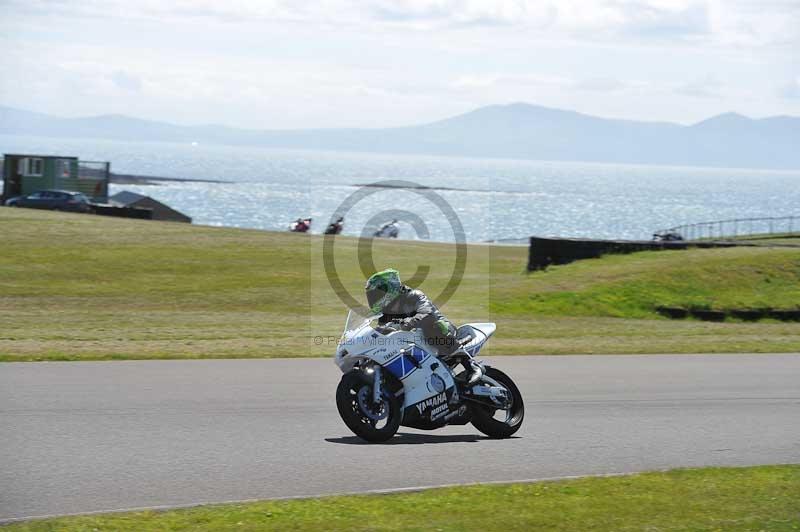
[109, 190, 148, 206]
[3, 154, 78, 160]
[108, 190, 192, 223]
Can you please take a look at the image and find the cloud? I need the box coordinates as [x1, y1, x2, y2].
[368, 0, 459, 23]
[574, 78, 630, 92]
[2, 0, 798, 127]
[450, 73, 573, 92]
[779, 78, 800, 99]
[2, 0, 795, 55]
[353, 0, 712, 39]
[709, 0, 800, 46]
[4, 0, 778, 45]
[451, 74, 655, 95]
[109, 71, 143, 92]
[365, 0, 557, 29]
[615, 1, 710, 39]
[450, 75, 499, 90]
[675, 77, 725, 98]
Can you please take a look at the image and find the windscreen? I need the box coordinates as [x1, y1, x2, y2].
[342, 309, 380, 336]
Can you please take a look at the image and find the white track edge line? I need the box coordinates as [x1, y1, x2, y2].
[8, 463, 795, 524]
[0, 470, 644, 524]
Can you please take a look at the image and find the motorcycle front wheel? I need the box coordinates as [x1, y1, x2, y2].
[469, 367, 524, 439]
[336, 370, 402, 443]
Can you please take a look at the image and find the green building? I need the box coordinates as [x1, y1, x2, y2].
[2, 154, 110, 202]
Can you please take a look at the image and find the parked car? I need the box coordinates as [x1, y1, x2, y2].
[4, 190, 94, 213]
[652, 231, 684, 242]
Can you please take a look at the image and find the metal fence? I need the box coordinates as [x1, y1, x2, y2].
[484, 237, 529, 245]
[656, 216, 800, 241]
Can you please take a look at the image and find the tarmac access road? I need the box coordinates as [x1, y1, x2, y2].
[2, 354, 799, 522]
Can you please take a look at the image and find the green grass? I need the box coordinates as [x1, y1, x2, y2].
[726, 232, 800, 241]
[494, 245, 800, 318]
[1, 207, 800, 361]
[738, 235, 800, 246]
[5, 465, 799, 531]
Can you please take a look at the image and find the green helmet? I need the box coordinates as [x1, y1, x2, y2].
[365, 269, 402, 315]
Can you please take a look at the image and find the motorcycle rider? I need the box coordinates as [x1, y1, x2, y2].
[325, 217, 344, 235]
[365, 268, 480, 382]
[375, 219, 399, 238]
[291, 217, 311, 233]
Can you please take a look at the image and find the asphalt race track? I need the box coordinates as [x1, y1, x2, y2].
[2, 354, 799, 521]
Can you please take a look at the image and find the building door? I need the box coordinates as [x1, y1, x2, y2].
[8, 171, 23, 197]
[4, 159, 23, 199]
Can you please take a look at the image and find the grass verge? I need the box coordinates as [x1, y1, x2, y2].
[2, 208, 800, 360]
[4, 465, 799, 531]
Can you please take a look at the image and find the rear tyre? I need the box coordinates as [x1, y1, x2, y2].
[336, 370, 402, 443]
[469, 367, 524, 439]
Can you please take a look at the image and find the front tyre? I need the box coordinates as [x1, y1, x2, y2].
[336, 370, 401, 443]
[470, 367, 524, 439]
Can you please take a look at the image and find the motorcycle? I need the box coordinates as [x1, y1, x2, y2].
[325, 217, 344, 235]
[334, 310, 524, 442]
[289, 218, 312, 233]
[374, 221, 399, 239]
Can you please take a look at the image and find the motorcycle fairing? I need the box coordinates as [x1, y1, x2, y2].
[336, 311, 478, 428]
[401, 386, 464, 430]
[458, 323, 496, 357]
[382, 345, 430, 381]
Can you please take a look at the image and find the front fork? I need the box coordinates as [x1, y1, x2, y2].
[371, 364, 382, 404]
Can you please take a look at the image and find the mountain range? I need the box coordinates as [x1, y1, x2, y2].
[1, 103, 798, 169]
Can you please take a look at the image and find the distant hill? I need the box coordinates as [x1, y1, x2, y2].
[1, 103, 798, 169]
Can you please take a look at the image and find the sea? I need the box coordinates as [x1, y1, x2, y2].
[2, 134, 798, 243]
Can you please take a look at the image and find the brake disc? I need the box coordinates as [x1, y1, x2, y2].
[357, 386, 389, 421]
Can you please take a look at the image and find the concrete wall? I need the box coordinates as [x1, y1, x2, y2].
[527, 236, 741, 271]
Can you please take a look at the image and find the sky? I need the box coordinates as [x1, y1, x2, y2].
[1, 0, 798, 129]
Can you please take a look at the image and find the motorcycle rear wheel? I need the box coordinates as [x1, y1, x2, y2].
[469, 367, 524, 439]
[336, 370, 402, 443]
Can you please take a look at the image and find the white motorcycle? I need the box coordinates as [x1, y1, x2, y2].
[334, 311, 524, 442]
[374, 221, 399, 238]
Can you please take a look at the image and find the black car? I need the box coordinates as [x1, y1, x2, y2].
[652, 231, 684, 242]
[5, 190, 94, 213]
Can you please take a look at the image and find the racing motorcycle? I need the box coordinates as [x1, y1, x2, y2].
[374, 221, 399, 239]
[334, 311, 524, 442]
[289, 218, 312, 233]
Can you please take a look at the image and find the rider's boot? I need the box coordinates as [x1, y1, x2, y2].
[446, 349, 482, 384]
[465, 357, 483, 384]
